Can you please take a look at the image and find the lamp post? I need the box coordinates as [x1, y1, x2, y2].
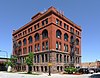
[48, 37, 51, 76]
[0, 50, 8, 59]
[48, 52, 51, 76]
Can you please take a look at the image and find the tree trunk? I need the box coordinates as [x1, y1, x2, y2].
[28, 65, 32, 74]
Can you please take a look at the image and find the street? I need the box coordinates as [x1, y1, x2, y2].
[1, 71, 99, 78]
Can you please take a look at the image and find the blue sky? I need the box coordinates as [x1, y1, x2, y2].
[0, 0, 100, 62]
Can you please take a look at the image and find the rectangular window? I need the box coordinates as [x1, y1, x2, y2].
[67, 56, 69, 63]
[46, 41, 48, 50]
[70, 27, 74, 33]
[60, 21, 62, 26]
[45, 54, 48, 62]
[60, 54, 62, 62]
[70, 46, 74, 53]
[34, 45, 37, 52]
[42, 21, 44, 26]
[23, 47, 27, 54]
[42, 54, 44, 62]
[23, 48, 25, 54]
[31, 46, 32, 52]
[45, 18, 48, 24]
[33, 66, 35, 71]
[28, 27, 32, 33]
[23, 31, 25, 35]
[56, 19, 59, 25]
[64, 44, 68, 52]
[34, 55, 36, 63]
[29, 46, 32, 52]
[64, 23, 69, 30]
[56, 54, 59, 62]
[28, 46, 30, 52]
[76, 48, 79, 54]
[56, 42, 59, 50]
[59, 42, 61, 50]
[64, 23, 66, 28]
[37, 23, 39, 28]
[78, 32, 79, 35]
[23, 30, 27, 35]
[21, 57, 23, 64]
[25, 30, 27, 34]
[34, 25, 36, 30]
[64, 55, 66, 63]
[37, 44, 40, 51]
[42, 42, 44, 50]
[37, 55, 39, 63]
[78, 57, 80, 63]
[28, 29, 30, 33]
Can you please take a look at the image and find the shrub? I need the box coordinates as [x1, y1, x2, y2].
[64, 67, 77, 74]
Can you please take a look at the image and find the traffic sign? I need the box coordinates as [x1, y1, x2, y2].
[48, 63, 52, 66]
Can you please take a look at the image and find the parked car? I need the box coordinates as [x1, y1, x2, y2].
[89, 68, 99, 73]
[88, 68, 94, 74]
[97, 68, 100, 72]
[89, 74, 100, 78]
[77, 68, 89, 74]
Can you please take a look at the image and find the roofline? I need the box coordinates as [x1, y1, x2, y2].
[0, 57, 8, 59]
[13, 6, 81, 35]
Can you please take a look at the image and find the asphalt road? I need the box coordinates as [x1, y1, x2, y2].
[0, 71, 100, 78]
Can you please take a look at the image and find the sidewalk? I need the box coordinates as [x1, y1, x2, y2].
[0, 71, 99, 78]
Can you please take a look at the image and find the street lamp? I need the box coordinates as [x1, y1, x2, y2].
[48, 37, 52, 76]
[0, 50, 8, 59]
[48, 52, 51, 76]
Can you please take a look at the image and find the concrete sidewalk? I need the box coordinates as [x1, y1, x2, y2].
[0, 71, 99, 78]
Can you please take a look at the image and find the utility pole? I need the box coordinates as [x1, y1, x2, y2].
[0, 50, 8, 59]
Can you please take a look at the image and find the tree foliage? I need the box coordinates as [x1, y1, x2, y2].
[26, 52, 34, 66]
[5, 55, 17, 67]
[25, 52, 34, 74]
[64, 67, 77, 74]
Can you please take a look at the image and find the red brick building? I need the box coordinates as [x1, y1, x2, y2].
[81, 61, 100, 68]
[0, 58, 7, 71]
[12, 6, 82, 73]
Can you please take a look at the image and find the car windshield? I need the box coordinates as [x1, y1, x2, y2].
[90, 74, 100, 78]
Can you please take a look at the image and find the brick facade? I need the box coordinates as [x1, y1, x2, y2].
[0, 58, 7, 71]
[81, 61, 100, 68]
[12, 6, 82, 73]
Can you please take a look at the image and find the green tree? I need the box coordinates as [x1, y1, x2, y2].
[5, 55, 17, 72]
[26, 52, 34, 74]
[5, 55, 17, 67]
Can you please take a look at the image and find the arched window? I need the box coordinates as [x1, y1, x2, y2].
[64, 33, 68, 41]
[76, 38, 79, 45]
[56, 30, 62, 38]
[23, 38, 27, 46]
[70, 36, 74, 43]
[42, 29, 48, 39]
[34, 33, 39, 41]
[28, 36, 33, 44]
[18, 41, 22, 47]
